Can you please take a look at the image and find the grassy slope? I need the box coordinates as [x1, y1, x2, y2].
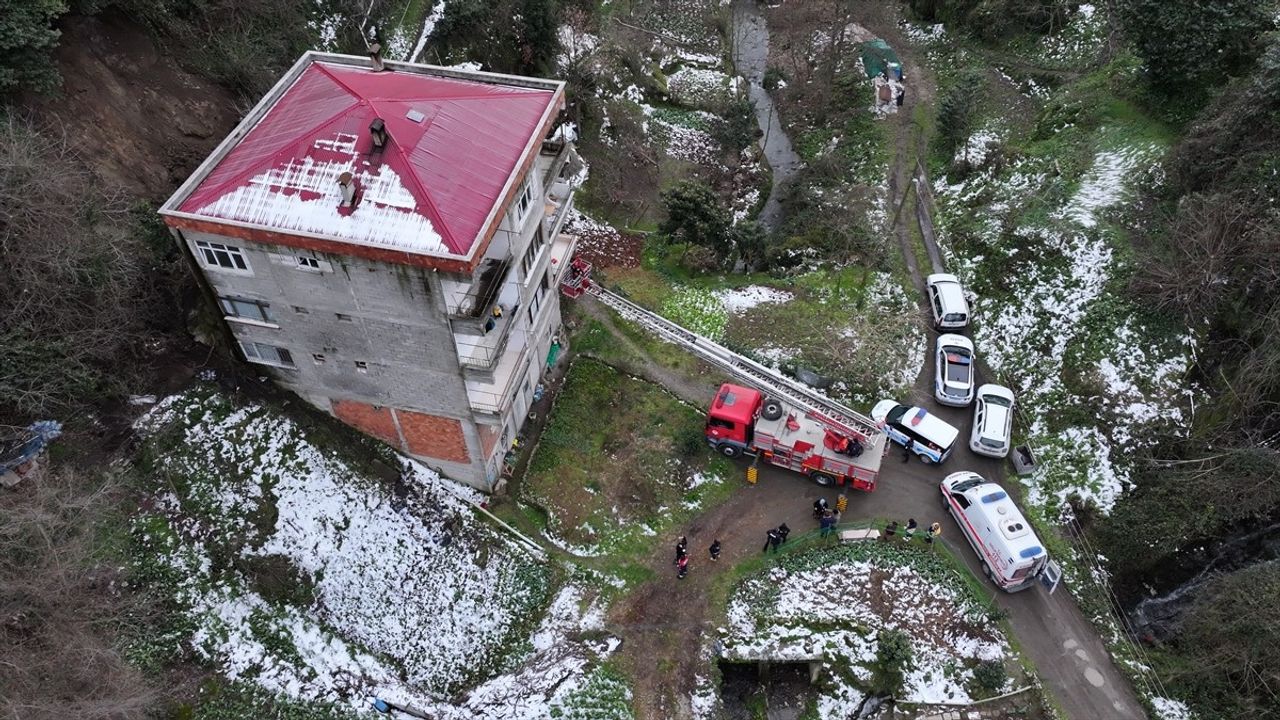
[522, 357, 733, 583]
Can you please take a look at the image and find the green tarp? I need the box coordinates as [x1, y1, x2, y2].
[861, 39, 903, 80]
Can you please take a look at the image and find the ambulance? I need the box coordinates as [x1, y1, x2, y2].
[940, 471, 1048, 592]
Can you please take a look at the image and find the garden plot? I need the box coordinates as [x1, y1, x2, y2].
[720, 543, 1016, 708]
[132, 387, 616, 718]
[935, 106, 1191, 515]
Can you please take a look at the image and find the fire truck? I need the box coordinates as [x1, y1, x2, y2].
[561, 258, 887, 490]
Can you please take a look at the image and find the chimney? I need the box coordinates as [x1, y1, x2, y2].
[369, 118, 388, 150]
[369, 43, 385, 72]
[337, 171, 359, 210]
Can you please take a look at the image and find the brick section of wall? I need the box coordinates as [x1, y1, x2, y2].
[331, 399, 402, 447]
[478, 423, 501, 459]
[396, 409, 470, 463]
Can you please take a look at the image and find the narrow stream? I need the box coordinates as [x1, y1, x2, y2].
[731, 0, 801, 232]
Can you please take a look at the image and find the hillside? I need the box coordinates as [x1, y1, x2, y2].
[3, 1, 1279, 719]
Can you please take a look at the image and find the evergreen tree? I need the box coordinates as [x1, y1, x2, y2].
[0, 0, 67, 94]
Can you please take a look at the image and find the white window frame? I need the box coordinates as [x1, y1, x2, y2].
[239, 341, 295, 368]
[218, 296, 276, 327]
[195, 239, 252, 274]
[520, 225, 547, 281]
[295, 255, 332, 273]
[514, 176, 535, 224]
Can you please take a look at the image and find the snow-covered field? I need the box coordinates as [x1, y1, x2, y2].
[721, 543, 1013, 708]
[133, 387, 617, 718]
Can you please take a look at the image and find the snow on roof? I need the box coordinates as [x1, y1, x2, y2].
[175, 57, 562, 258]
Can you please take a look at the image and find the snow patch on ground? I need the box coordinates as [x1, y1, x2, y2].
[713, 285, 794, 313]
[1057, 144, 1162, 228]
[1152, 696, 1196, 720]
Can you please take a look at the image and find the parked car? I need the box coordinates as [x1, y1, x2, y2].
[926, 273, 970, 330]
[940, 472, 1048, 592]
[870, 399, 960, 463]
[970, 384, 1015, 458]
[934, 334, 976, 406]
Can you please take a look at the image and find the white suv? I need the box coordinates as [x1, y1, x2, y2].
[970, 384, 1015, 458]
[926, 273, 970, 330]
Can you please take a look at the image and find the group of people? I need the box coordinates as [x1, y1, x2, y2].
[882, 518, 943, 545]
[762, 523, 791, 553]
[670, 505, 945, 579]
[674, 535, 721, 579]
[812, 495, 847, 538]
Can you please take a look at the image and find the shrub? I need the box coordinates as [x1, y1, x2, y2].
[659, 180, 733, 260]
[873, 628, 914, 696]
[0, 117, 157, 414]
[971, 659, 1007, 695]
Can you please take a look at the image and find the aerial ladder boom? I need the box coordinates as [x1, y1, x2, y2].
[584, 283, 884, 447]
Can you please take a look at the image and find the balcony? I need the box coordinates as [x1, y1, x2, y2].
[543, 185, 574, 245]
[444, 256, 511, 319]
[453, 315, 518, 371]
[466, 339, 530, 415]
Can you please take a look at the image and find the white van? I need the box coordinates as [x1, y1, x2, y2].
[970, 384, 1015, 458]
[871, 400, 960, 464]
[926, 273, 970, 330]
[940, 472, 1048, 592]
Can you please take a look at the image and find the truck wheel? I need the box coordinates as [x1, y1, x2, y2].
[810, 471, 836, 486]
[718, 443, 741, 458]
[918, 452, 935, 465]
[761, 397, 784, 421]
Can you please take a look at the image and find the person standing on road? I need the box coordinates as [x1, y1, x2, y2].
[901, 444, 912, 463]
[674, 536, 688, 564]
[763, 528, 781, 553]
[820, 510, 836, 538]
[812, 497, 828, 519]
[677, 554, 689, 579]
[903, 518, 918, 541]
[777, 523, 791, 544]
[835, 494, 848, 516]
[709, 539, 722, 562]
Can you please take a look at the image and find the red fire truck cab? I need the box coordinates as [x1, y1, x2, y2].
[704, 383, 881, 490]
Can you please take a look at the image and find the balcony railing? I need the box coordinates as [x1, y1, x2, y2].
[543, 189, 574, 245]
[467, 348, 530, 416]
[445, 256, 511, 319]
[454, 319, 516, 371]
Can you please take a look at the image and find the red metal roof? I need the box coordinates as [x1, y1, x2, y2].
[709, 383, 762, 426]
[178, 61, 559, 257]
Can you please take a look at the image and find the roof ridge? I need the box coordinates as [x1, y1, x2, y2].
[366, 98, 463, 254]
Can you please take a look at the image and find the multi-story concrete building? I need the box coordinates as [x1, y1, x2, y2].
[160, 52, 580, 490]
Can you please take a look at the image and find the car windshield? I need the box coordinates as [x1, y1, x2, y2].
[984, 395, 1012, 408]
[979, 436, 1005, 449]
[886, 404, 909, 424]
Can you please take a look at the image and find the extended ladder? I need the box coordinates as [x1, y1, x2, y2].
[586, 283, 884, 445]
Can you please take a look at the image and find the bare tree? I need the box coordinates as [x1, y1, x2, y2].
[0, 467, 168, 719]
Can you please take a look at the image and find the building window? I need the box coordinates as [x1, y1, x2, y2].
[239, 341, 294, 368]
[195, 240, 250, 272]
[520, 226, 547, 279]
[296, 256, 322, 271]
[354, 360, 368, 372]
[218, 296, 273, 323]
[336, 313, 354, 322]
[312, 353, 326, 364]
[515, 177, 534, 223]
[293, 306, 309, 314]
